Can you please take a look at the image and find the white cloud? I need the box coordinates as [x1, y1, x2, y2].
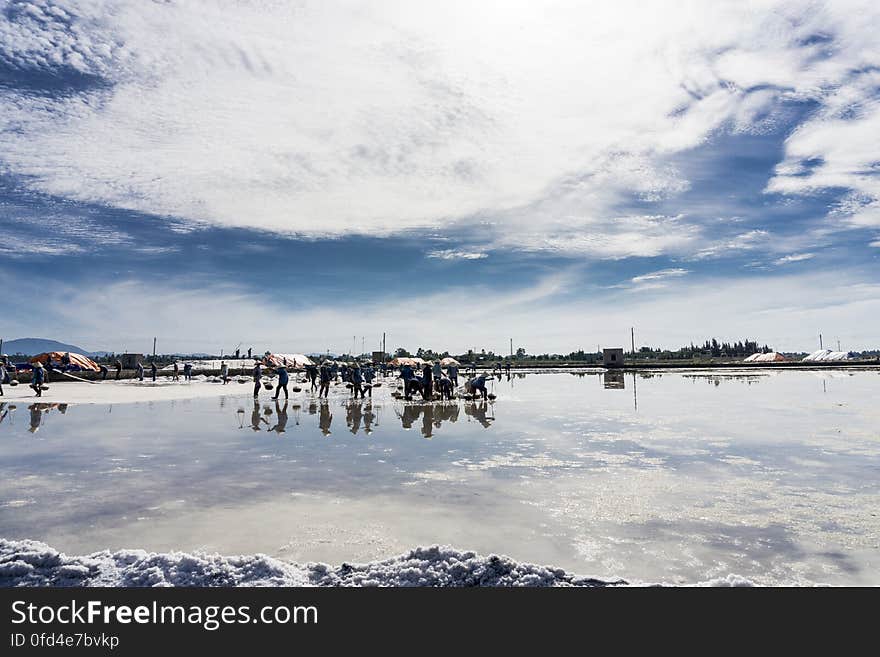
[774, 252, 815, 265]
[1, 0, 879, 256]
[631, 268, 690, 284]
[6, 268, 879, 354]
[426, 249, 487, 260]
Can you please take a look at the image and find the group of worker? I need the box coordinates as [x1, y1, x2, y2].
[246, 357, 490, 403]
[399, 361, 489, 401]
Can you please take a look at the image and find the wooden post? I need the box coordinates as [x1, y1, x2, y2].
[631, 327, 635, 362]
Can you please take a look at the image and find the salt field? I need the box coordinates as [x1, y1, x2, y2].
[1, 369, 879, 585]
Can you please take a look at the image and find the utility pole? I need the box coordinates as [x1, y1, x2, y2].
[383, 332, 386, 359]
[510, 338, 513, 358]
[631, 327, 635, 361]
[152, 337, 157, 360]
[837, 339, 841, 351]
[819, 333, 823, 350]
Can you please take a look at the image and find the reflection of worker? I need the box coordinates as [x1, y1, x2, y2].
[318, 401, 332, 436]
[269, 399, 288, 434]
[28, 404, 43, 432]
[465, 399, 493, 428]
[363, 402, 374, 434]
[421, 404, 434, 438]
[347, 401, 362, 434]
[250, 398, 266, 431]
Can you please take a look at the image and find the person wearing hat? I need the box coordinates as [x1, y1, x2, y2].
[318, 361, 332, 398]
[272, 364, 289, 400]
[31, 361, 46, 397]
[421, 362, 434, 401]
[252, 359, 263, 398]
[350, 362, 363, 398]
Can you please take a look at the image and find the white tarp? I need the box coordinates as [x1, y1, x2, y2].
[743, 352, 786, 362]
[161, 359, 256, 371]
[263, 353, 314, 368]
[802, 349, 851, 362]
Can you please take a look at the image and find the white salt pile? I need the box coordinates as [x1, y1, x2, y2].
[0, 539, 754, 587]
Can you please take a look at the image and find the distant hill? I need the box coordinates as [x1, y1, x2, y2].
[1, 338, 101, 357]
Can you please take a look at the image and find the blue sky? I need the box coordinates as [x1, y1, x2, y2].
[1, 0, 879, 355]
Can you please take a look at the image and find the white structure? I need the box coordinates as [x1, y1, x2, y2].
[743, 352, 786, 362]
[802, 350, 851, 362]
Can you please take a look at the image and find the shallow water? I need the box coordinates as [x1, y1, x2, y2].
[1, 369, 879, 585]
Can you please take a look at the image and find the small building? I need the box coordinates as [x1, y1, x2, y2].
[603, 348, 624, 368]
[119, 353, 144, 368]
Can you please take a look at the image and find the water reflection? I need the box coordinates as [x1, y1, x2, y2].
[0, 402, 71, 434]
[603, 370, 625, 389]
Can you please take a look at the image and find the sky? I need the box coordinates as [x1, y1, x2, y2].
[1, 0, 879, 355]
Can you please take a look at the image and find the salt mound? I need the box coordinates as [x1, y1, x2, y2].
[0, 539, 755, 587]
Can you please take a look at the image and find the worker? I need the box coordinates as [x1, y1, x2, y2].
[183, 363, 193, 381]
[220, 361, 229, 384]
[0, 360, 5, 396]
[318, 361, 332, 398]
[114, 359, 122, 380]
[306, 363, 318, 391]
[351, 362, 363, 399]
[99, 364, 109, 380]
[136, 361, 145, 381]
[172, 361, 180, 381]
[468, 374, 488, 401]
[432, 360, 442, 381]
[252, 360, 263, 397]
[362, 363, 375, 398]
[31, 361, 45, 397]
[273, 365, 289, 400]
[401, 363, 415, 399]
[422, 362, 433, 401]
[447, 363, 458, 386]
[61, 352, 71, 369]
[150, 361, 157, 382]
[437, 375, 454, 401]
